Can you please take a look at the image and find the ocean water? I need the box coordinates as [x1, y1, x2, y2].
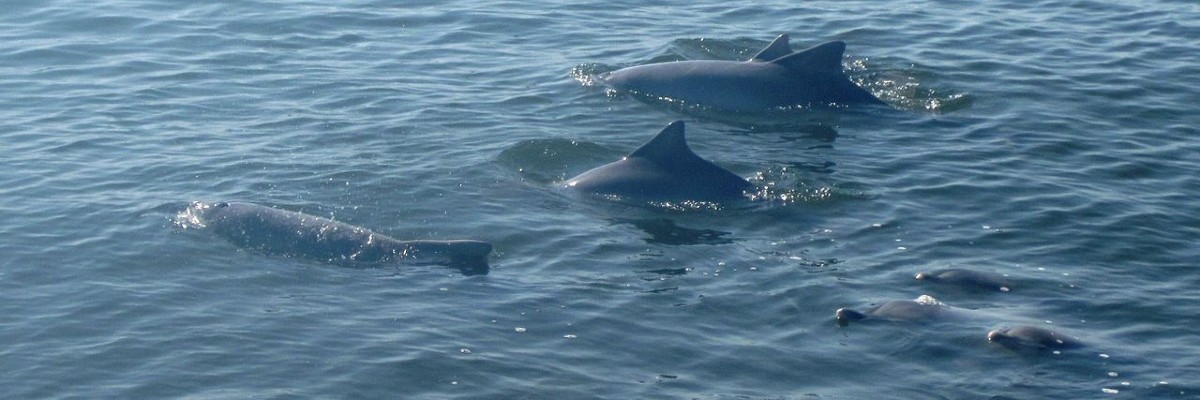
[2, 0, 1199, 398]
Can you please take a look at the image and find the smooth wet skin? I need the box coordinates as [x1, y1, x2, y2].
[988, 325, 1083, 352]
[186, 201, 493, 275]
[566, 120, 754, 202]
[839, 296, 1085, 355]
[601, 34, 885, 111]
[915, 268, 1012, 292]
[836, 295, 963, 326]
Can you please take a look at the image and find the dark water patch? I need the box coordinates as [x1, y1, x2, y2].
[614, 218, 735, 246]
[717, 122, 840, 143]
[497, 138, 618, 184]
[4, 0, 1200, 398]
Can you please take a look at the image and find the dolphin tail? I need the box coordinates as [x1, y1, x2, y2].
[443, 240, 494, 276]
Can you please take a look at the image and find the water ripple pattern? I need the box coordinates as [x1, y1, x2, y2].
[1, 0, 1198, 398]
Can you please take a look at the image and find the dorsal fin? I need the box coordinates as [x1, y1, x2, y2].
[771, 41, 846, 73]
[627, 120, 699, 163]
[749, 34, 792, 62]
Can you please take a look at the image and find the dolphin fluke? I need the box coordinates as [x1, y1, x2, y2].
[437, 240, 494, 276]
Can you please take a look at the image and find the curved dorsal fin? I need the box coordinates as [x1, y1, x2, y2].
[627, 120, 699, 163]
[771, 41, 846, 73]
[749, 34, 792, 62]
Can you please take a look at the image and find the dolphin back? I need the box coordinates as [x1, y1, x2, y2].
[770, 41, 846, 73]
[566, 121, 753, 202]
[197, 202, 386, 262]
[189, 202, 492, 274]
[601, 36, 885, 109]
[771, 40, 885, 105]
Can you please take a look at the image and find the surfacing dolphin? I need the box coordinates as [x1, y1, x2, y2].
[566, 120, 754, 202]
[600, 34, 885, 111]
[836, 295, 968, 326]
[183, 201, 493, 275]
[988, 325, 1083, 352]
[915, 268, 1013, 292]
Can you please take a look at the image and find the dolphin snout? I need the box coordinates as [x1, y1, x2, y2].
[836, 308, 866, 326]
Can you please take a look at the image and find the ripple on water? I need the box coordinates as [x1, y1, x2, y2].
[2, 0, 1200, 398]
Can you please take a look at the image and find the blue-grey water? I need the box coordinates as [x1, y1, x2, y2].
[3, 0, 1198, 398]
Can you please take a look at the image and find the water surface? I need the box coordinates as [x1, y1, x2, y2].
[2, 0, 1199, 398]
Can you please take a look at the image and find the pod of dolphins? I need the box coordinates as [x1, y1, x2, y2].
[839, 269, 1085, 353]
[183, 34, 1081, 355]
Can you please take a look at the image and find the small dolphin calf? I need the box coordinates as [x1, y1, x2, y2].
[988, 325, 1083, 352]
[601, 34, 885, 111]
[916, 268, 1012, 292]
[836, 295, 967, 326]
[566, 121, 753, 202]
[183, 201, 493, 275]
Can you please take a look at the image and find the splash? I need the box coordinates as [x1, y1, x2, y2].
[851, 59, 973, 113]
[174, 201, 212, 229]
[914, 294, 945, 306]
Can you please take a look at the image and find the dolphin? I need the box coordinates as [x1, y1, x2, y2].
[915, 268, 1013, 292]
[182, 201, 493, 275]
[565, 121, 754, 202]
[988, 325, 1083, 352]
[600, 34, 885, 111]
[836, 295, 970, 326]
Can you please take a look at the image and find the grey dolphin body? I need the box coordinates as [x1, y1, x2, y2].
[988, 325, 1083, 352]
[916, 268, 1012, 292]
[836, 295, 967, 326]
[565, 121, 754, 202]
[184, 202, 492, 275]
[601, 34, 885, 111]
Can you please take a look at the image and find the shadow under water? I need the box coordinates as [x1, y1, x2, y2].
[613, 217, 735, 246]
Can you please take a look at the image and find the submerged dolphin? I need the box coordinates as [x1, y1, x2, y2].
[601, 34, 885, 111]
[836, 295, 969, 326]
[183, 201, 493, 275]
[566, 121, 753, 202]
[916, 268, 1013, 292]
[988, 325, 1083, 352]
